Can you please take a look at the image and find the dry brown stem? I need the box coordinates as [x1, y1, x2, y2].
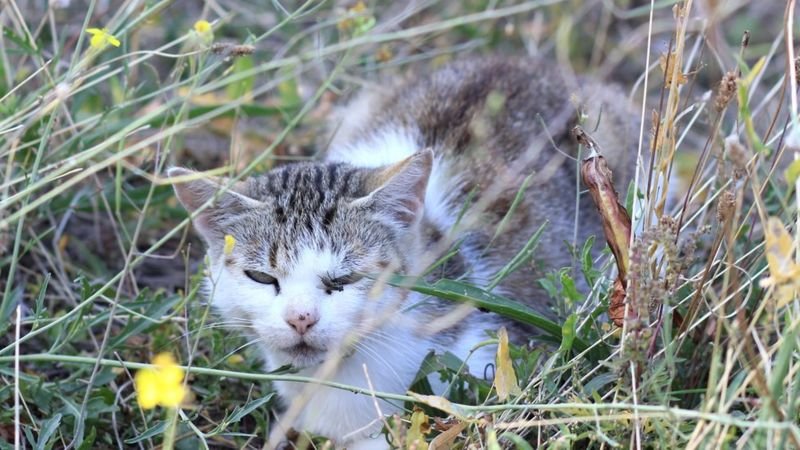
[574, 125, 632, 327]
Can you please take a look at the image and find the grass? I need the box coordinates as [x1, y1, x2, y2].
[1, 0, 799, 448]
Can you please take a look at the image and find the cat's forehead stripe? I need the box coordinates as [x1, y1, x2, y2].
[263, 163, 361, 206]
[313, 165, 323, 193]
[326, 164, 338, 190]
[269, 242, 279, 268]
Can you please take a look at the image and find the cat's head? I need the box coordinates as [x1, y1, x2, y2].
[168, 150, 432, 369]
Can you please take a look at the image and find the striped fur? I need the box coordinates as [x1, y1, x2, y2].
[170, 56, 638, 448]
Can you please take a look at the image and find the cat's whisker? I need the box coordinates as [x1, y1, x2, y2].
[349, 341, 408, 388]
[191, 321, 256, 332]
[350, 331, 421, 361]
[229, 336, 265, 354]
[211, 336, 266, 365]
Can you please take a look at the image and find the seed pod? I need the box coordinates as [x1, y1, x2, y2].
[574, 125, 633, 327]
[715, 71, 737, 112]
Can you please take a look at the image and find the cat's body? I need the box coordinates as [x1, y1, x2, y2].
[170, 57, 637, 449]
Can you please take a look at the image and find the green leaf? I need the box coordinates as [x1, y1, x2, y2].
[406, 408, 430, 450]
[411, 351, 466, 387]
[34, 413, 61, 450]
[486, 428, 501, 450]
[784, 159, 800, 186]
[228, 393, 275, 423]
[385, 275, 607, 361]
[488, 173, 534, 246]
[736, 57, 768, 154]
[126, 420, 167, 444]
[205, 394, 275, 437]
[75, 426, 96, 450]
[0, 284, 22, 327]
[3, 27, 38, 55]
[487, 222, 547, 290]
[559, 271, 581, 304]
[580, 235, 597, 285]
[226, 56, 255, 100]
[498, 432, 535, 450]
[277, 71, 301, 108]
[32, 273, 50, 329]
[105, 291, 182, 349]
[583, 372, 618, 396]
[558, 314, 578, 355]
[769, 319, 797, 403]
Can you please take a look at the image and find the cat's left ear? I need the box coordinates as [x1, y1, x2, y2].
[356, 149, 433, 228]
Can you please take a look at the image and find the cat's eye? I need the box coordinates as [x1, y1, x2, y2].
[321, 273, 363, 295]
[244, 270, 281, 294]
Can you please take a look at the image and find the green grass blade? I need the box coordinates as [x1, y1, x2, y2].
[385, 274, 608, 361]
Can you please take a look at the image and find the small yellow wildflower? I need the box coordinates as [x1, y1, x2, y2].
[194, 20, 212, 34]
[134, 353, 188, 409]
[337, 1, 375, 36]
[190, 19, 214, 47]
[223, 234, 236, 256]
[227, 354, 245, 365]
[85, 28, 120, 49]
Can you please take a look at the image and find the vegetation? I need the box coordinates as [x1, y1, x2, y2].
[1, 0, 798, 448]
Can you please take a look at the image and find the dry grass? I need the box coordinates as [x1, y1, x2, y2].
[1, 0, 798, 448]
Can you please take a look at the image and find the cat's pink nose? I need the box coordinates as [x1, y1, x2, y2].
[285, 311, 319, 335]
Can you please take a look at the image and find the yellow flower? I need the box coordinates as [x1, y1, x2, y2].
[760, 217, 800, 307]
[227, 354, 245, 365]
[134, 353, 188, 409]
[224, 234, 236, 256]
[190, 19, 214, 47]
[194, 20, 212, 34]
[337, 1, 375, 36]
[86, 28, 120, 49]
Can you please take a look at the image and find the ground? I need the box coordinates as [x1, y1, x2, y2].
[1, 1, 799, 449]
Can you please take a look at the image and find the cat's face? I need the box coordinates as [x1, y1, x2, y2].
[169, 151, 432, 369]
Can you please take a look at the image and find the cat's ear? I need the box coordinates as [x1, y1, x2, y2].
[355, 149, 433, 228]
[167, 167, 262, 240]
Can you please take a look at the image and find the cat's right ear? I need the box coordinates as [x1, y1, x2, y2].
[167, 167, 262, 240]
[351, 150, 433, 229]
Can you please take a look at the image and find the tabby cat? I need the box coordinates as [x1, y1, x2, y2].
[170, 57, 637, 449]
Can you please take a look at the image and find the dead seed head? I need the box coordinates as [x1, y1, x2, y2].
[659, 216, 678, 235]
[724, 133, 750, 172]
[572, 125, 600, 155]
[741, 30, 750, 49]
[210, 42, 255, 58]
[715, 71, 737, 112]
[716, 190, 736, 223]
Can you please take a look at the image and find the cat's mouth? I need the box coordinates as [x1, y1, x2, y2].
[280, 340, 356, 368]
[285, 342, 323, 357]
[280, 342, 327, 368]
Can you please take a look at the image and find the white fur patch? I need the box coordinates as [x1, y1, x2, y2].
[327, 126, 418, 168]
[327, 125, 463, 237]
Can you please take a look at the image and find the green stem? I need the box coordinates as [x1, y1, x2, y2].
[2, 353, 412, 402]
[3, 353, 800, 434]
[163, 408, 178, 450]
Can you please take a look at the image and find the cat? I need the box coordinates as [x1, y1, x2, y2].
[169, 56, 638, 449]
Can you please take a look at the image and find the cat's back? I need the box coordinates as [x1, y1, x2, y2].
[327, 56, 637, 307]
[328, 57, 573, 165]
